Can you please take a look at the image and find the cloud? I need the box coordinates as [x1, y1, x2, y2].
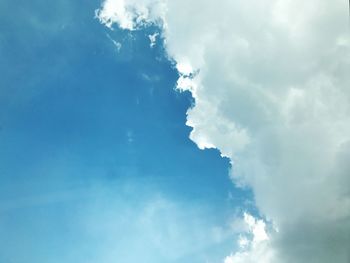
[224, 213, 273, 263]
[95, 0, 166, 30]
[148, 32, 159, 48]
[107, 33, 122, 51]
[96, 0, 350, 262]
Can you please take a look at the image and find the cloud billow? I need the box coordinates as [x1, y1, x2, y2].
[97, 0, 350, 262]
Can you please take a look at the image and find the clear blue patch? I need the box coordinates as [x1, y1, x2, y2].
[0, 1, 253, 262]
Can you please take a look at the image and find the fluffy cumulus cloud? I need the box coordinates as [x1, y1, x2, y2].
[224, 213, 273, 263]
[96, 0, 350, 262]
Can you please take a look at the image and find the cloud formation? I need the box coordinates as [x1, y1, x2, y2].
[97, 0, 350, 262]
[224, 213, 273, 263]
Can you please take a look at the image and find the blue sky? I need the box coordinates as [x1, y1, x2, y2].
[2, 1, 349, 262]
[0, 1, 253, 262]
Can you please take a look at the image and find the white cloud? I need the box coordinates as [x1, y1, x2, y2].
[149, 32, 159, 48]
[95, 0, 166, 30]
[107, 34, 122, 51]
[225, 213, 274, 263]
[96, 0, 350, 262]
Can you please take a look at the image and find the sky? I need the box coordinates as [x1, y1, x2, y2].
[1, 1, 350, 263]
[0, 1, 252, 262]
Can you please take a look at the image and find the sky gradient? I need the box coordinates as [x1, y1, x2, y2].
[1, 0, 350, 263]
